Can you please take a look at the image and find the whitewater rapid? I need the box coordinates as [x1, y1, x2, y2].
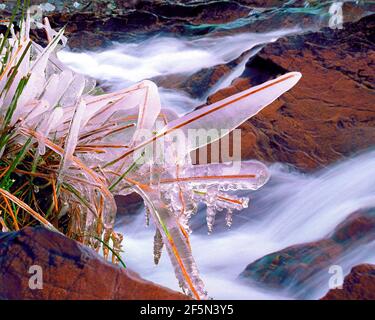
[58, 28, 300, 114]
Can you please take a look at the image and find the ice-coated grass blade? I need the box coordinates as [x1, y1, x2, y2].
[106, 72, 302, 167]
[135, 184, 206, 300]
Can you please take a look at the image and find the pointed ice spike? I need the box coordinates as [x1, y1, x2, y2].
[206, 206, 217, 235]
[163, 72, 302, 156]
[145, 205, 151, 227]
[17, 27, 66, 109]
[153, 229, 164, 265]
[225, 209, 233, 228]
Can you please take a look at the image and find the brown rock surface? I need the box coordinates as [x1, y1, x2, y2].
[322, 264, 375, 300]
[115, 193, 144, 220]
[206, 14, 375, 171]
[154, 50, 252, 98]
[0, 227, 189, 300]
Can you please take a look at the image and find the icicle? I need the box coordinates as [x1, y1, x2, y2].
[145, 205, 151, 227]
[153, 229, 164, 265]
[225, 209, 233, 228]
[206, 205, 217, 235]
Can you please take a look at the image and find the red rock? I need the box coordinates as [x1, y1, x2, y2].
[0, 227, 190, 300]
[322, 264, 375, 300]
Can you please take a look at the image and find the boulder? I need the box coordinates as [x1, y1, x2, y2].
[0, 227, 189, 300]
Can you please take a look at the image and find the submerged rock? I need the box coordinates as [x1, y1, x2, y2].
[0, 227, 189, 300]
[239, 208, 375, 297]
[321, 264, 375, 300]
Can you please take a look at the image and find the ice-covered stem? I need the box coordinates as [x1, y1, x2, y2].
[136, 183, 207, 299]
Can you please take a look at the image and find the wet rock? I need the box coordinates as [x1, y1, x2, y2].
[154, 50, 253, 99]
[135, 1, 250, 25]
[24, 1, 251, 50]
[321, 264, 375, 300]
[32, 10, 163, 49]
[239, 208, 375, 296]
[115, 193, 144, 219]
[0, 227, 189, 300]
[205, 14, 375, 171]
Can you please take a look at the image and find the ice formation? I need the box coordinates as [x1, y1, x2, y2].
[0, 14, 301, 299]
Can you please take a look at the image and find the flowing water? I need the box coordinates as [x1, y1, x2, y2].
[59, 3, 375, 299]
[115, 152, 375, 300]
[58, 28, 301, 114]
